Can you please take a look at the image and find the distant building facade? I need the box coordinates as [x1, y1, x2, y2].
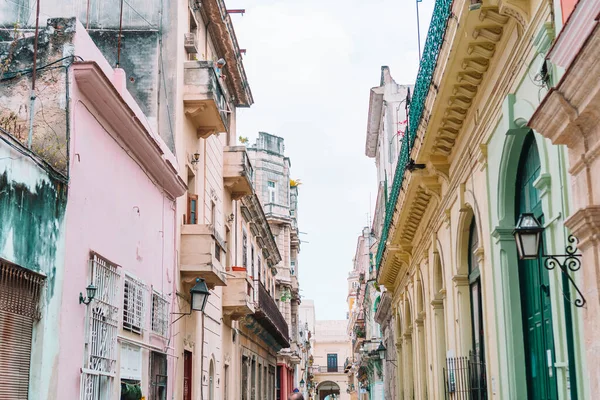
[312, 320, 353, 400]
[248, 131, 302, 397]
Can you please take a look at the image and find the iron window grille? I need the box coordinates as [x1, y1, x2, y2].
[80, 253, 120, 400]
[123, 275, 146, 335]
[151, 292, 169, 337]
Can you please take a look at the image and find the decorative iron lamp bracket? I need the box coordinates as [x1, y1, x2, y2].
[513, 214, 586, 308]
[542, 235, 586, 308]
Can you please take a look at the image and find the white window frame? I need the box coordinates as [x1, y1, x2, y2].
[267, 181, 276, 203]
[123, 274, 147, 335]
[151, 291, 169, 338]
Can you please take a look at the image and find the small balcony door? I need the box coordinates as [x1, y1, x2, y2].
[327, 354, 338, 372]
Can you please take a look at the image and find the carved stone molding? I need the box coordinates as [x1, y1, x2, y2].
[565, 206, 600, 250]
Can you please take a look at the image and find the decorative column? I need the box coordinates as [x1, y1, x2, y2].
[415, 315, 427, 400]
[431, 296, 447, 399]
[403, 331, 413, 399]
[395, 340, 403, 399]
[452, 274, 470, 356]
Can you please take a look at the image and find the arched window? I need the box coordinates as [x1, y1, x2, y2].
[209, 359, 215, 400]
[468, 218, 484, 362]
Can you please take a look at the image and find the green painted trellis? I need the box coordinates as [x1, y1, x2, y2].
[376, 0, 454, 269]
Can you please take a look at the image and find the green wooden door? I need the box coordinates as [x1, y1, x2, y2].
[516, 134, 558, 400]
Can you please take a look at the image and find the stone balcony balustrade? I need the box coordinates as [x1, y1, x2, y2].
[223, 268, 255, 320]
[183, 61, 230, 138]
[180, 223, 227, 288]
[223, 146, 254, 199]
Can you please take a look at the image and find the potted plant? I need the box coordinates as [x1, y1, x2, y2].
[120, 382, 142, 400]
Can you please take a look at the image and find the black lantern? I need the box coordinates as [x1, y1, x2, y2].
[513, 213, 544, 260]
[79, 283, 97, 305]
[377, 342, 386, 360]
[300, 379, 305, 388]
[512, 213, 587, 308]
[191, 152, 200, 165]
[190, 278, 210, 312]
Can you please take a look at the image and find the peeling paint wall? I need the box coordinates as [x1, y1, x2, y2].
[0, 134, 66, 278]
[0, 0, 177, 151]
[0, 18, 74, 174]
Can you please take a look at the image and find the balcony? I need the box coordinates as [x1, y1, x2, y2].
[180, 224, 227, 288]
[223, 269, 255, 320]
[376, 0, 453, 270]
[344, 358, 352, 373]
[223, 146, 253, 199]
[263, 203, 291, 221]
[313, 366, 344, 374]
[253, 281, 290, 348]
[183, 61, 230, 138]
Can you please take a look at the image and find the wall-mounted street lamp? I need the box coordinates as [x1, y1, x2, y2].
[513, 213, 586, 307]
[300, 379, 305, 389]
[377, 342, 386, 360]
[79, 284, 97, 305]
[172, 278, 211, 323]
[191, 152, 200, 165]
[375, 341, 397, 366]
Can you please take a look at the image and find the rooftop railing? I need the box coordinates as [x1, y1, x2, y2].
[376, 0, 453, 269]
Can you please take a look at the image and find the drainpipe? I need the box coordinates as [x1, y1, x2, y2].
[28, 0, 41, 149]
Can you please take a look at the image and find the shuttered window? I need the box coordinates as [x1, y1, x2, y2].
[0, 259, 45, 400]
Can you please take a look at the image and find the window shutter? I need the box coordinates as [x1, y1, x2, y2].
[0, 261, 44, 400]
[120, 343, 142, 381]
[0, 310, 34, 399]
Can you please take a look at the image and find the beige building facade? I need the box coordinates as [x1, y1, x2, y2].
[311, 320, 353, 400]
[171, 2, 296, 400]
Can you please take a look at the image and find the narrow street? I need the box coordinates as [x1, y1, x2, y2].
[1, 0, 599, 399]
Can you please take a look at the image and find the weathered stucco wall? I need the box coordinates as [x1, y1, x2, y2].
[0, 129, 68, 399]
[0, 0, 177, 151]
[0, 18, 74, 173]
[0, 132, 67, 277]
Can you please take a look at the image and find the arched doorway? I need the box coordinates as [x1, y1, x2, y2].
[515, 133, 558, 400]
[468, 217, 486, 399]
[317, 381, 340, 400]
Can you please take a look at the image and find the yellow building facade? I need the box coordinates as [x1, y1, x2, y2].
[377, 0, 590, 399]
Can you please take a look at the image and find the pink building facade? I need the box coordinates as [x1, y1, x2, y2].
[59, 23, 185, 399]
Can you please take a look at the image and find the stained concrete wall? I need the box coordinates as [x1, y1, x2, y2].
[0, 18, 73, 174]
[0, 0, 178, 151]
[0, 130, 68, 399]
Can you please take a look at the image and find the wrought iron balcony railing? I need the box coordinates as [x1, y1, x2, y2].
[376, 0, 453, 269]
[444, 351, 487, 400]
[252, 281, 290, 348]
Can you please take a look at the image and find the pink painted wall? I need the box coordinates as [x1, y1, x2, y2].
[54, 22, 178, 399]
[561, 0, 578, 22]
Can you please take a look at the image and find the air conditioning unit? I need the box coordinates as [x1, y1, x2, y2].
[184, 32, 198, 53]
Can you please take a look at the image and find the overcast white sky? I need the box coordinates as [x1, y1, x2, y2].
[228, 0, 434, 320]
